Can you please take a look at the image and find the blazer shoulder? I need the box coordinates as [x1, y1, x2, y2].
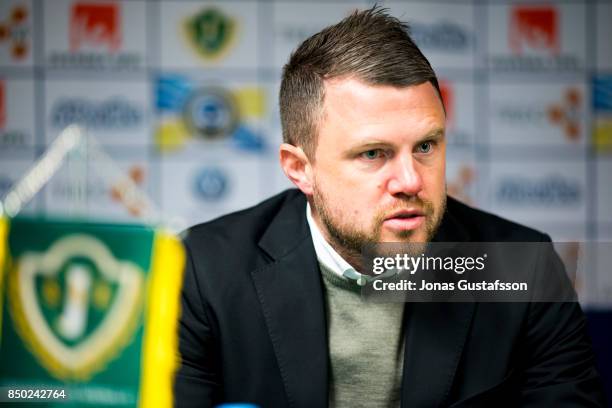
[182, 189, 303, 259]
[446, 196, 550, 242]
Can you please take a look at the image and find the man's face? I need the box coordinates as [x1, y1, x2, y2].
[309, 78, 447, 257]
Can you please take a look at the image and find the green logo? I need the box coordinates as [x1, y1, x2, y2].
[184, 7, 236, 61]
[8, 234, 144, 380]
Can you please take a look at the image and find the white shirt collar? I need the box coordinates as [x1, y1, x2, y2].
[306, 202, 389, 286]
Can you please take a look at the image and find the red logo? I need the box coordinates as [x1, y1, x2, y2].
[439, 79, 454, 128]
[0, 80, 5, 129]
[110, 166, 147, 217]
[509, 6, 558, 55]
[548, 88, 582, 141]
[0, 4, 29, 60]
[70, 2, 121, 52]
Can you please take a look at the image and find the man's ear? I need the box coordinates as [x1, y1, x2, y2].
[279, 143, 314, 195]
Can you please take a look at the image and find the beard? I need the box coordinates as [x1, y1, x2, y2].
[311, 182, 447, 266]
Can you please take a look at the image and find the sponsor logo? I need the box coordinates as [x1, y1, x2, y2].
[594, 77, 612, 112]
[50, 166, 148, 217]
[447, 165, 476, 205]
[0, 79, 5, 128]
[193, 167, 228, 201]
[489, 5, 579, 71]
[411, 21, 471, 52]
[0, 79, 29, 148]
[50, 97, 142, 130]
[8, 234, 144, 380]
[48, 2, 140, 70]
[497, 104, 545, 123]
[70, 2, 120, 53]
[0, 3, 29, 61]
[183, 7, 236, 61]
[548, 88, 581, 140]
[496, 175, 581, 206]
[593, 76, 612, 152]
[495, 87, 583, 142]
[183, 87, 238, 139]
[109, 165, 147, 217]
[155, 74, 266, 153]
[51, 181, 107, 200]
[0, 130, 27, 147]
[510, 6, 558, 55]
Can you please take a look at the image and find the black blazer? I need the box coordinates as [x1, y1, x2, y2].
[174, 189, 605, 407]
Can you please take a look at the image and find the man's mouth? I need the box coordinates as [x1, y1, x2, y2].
[383, 209, 426, 231]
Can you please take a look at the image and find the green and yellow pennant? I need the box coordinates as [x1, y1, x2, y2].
[0, 216, 185, 408]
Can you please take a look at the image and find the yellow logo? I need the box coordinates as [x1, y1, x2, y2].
[594, 118, 612, 152]
[183, 7, 237, 62]
[8, 234, 144, 380]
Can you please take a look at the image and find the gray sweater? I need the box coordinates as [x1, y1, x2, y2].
[320, 263, 405, 408]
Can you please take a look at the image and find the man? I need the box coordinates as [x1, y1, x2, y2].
[174, 7, 605, 408]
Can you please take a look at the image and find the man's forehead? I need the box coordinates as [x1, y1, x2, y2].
[321, 78, 445, 122]
[322, 78, 442, 109]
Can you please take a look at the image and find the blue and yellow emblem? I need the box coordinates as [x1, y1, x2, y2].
[593, 76, 612, 153]
[155, 74, 266, 153]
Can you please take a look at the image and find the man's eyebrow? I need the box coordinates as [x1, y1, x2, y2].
[343, 141, 391, 157]
[419, 128, 445, 142]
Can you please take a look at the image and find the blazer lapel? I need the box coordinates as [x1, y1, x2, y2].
[401, 302, 476, 407]
[251, 192, 328, 408]
[400, 199, 476, 407]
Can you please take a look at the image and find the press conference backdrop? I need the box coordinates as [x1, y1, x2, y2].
[0, 0, 611, 395]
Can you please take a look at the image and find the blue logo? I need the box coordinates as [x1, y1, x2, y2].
[193, 168, 228, 201]
[592, 76, 612, 151]
[593, 76, 612, 112]
[496, 176, 580, 206]
[411, 21, 471, 52]
[183, 88, 238, 139]
[156, 75, 265, 152]
[51, 98, 142, 129]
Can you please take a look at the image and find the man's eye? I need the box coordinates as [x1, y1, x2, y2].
[361, 149, 383, 160]
[417, 141, 433, 154]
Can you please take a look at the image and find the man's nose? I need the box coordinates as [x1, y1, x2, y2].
[386, 155, 423, 196]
